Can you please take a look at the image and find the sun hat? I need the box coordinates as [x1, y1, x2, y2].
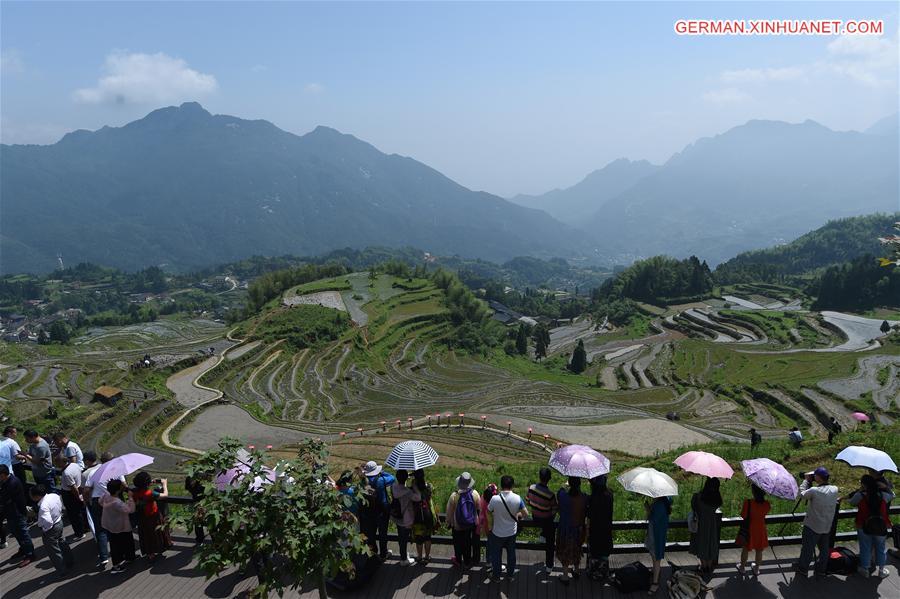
[456, 471, 475, 489]
[363, 461, 383, 476]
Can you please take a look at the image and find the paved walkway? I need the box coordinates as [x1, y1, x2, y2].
[2, 527, 899, 598]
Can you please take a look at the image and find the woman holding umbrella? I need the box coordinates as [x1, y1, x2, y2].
[547, 444, 610, 585]
[736, 484, 770, 577]
[555, 476, 588, 585]
[646, 495, 673, 594]
[690, 478, 723, 576]
[618, 467, 677, 595]
[845, 474, 892, 578]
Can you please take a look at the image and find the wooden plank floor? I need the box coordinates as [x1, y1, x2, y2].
[2, 524, 899, 598]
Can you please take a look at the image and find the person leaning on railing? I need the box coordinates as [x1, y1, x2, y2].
[845, 474, 893, 579]
[645, 495, 672, 595]
[526, 467, 558, 574]
[446, 472, 481, 568]
[794, 467, 838, 578]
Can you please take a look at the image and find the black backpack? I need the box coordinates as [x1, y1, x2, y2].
[826, 547, 858, 575]
[862, 498, 888, 536]
[389, 497, 403, 521]
[611, 561, 652, 593]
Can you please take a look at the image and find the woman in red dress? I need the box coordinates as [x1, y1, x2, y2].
[737, 483, 770, 577]
[132, 471, 173, 560]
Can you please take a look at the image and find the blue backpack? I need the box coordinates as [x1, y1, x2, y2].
[456, 489, 477, 529]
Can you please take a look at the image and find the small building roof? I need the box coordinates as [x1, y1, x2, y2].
[94, 385, 123, 398]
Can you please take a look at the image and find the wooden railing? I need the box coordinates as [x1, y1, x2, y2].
[161, 495, 899, 554]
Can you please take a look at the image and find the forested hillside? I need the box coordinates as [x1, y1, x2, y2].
[715, 213, 900, 283]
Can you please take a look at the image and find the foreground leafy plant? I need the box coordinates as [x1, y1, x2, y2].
[179, 438, 367, 598]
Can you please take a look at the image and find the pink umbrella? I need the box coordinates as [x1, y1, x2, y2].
[674, 451, 734, 479]
[88, 452, 154, 485]
[851, 412, 870, 422]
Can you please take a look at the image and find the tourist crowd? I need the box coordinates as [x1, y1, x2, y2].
[0, 422, 896, 593]
[0, 426, 172, 578]
[341, 456, 895, 592]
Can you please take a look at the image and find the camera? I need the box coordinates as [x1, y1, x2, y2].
[153, 478, 163, 484]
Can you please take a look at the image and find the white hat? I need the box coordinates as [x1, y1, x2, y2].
[363, 460, 382, 476]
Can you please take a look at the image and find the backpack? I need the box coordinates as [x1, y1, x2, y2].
[368, 474, 388, 515]
[826, 547, 858, 575]
[667, 567, 706, 599]
[588, 557, 610, 582]
[610, 561, 651, 593]
[413, 491, 434, 528]
[862, 498, 888, 536]
[456, 489, 477, 529]
[863, 514, 888, 536]
[389, 497, 403, 521]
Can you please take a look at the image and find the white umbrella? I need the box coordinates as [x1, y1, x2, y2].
[836, 446, 898, 473]
[385, 440, 439, 471]
[617, 467, 678, 498]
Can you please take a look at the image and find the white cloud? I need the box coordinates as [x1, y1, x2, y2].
[1, 48, 25, 74]
[825, 34, 898, 86]
[702, 87, 751, 104]
[721, 67, 803, 84]
[251, 64, 268, 73]
[73, 51, 217, 104]
[304, 82, 325, 94]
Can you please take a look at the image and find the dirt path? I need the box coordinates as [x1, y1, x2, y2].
[166, 356, 221, 408]
[179, 404, 312, 451]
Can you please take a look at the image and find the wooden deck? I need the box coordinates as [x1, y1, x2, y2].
[2, 526, 899, 598]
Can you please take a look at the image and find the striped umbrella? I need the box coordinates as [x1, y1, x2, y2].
[385, 440, 439, 471]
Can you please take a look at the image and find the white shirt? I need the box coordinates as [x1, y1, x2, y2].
[37, 493, 64, 531]
[800, 480, 839, 534]
[0, 437, 19, 470]
[488, 490, 525, 538]
[61, 462, 83, 491]
[62, 441, 84, 468]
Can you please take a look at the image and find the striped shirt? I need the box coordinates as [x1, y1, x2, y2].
[526, 483, 558, 519]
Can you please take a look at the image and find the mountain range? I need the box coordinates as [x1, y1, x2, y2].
[511, 158, 659, 226]
[0, 103, 585, 273]
[514, 115, 899, 265]
[2, 104, 897, 273]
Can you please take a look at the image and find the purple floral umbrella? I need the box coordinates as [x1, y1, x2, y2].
[741, 458, 798, 500]
[549, 444, 610, 478]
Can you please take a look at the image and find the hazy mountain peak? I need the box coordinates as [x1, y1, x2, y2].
[1, 103, 583, 273]
[510, 157, 658, 225]
[865, 112, 899, 136]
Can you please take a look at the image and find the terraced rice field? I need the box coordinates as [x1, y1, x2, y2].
[3, 283, 898, 478]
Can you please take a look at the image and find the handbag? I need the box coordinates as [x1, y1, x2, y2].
[736, 500, 750, 547]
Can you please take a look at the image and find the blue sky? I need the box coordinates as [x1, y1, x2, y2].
[2, 1, 897, 196]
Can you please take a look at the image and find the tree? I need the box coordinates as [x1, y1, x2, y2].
[569, 339, 587, 373]
[881, 320, 891, 335]
[515, 323, 529, 355]
[48, 320, 71, 344]
[180, 438, 367, 599]
[532, 323, 550, 361]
